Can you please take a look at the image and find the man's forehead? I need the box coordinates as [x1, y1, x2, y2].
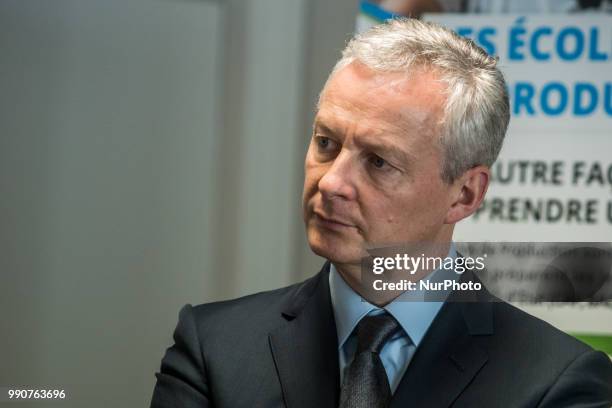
[317, 62, 446, 137]
[323, 61, 446, 102]
[315, 99, 433, 136]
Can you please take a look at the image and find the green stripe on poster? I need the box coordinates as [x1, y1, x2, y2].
[571, 333, 612, 356]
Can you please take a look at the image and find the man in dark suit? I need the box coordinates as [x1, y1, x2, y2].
[151, 18, 612, 408]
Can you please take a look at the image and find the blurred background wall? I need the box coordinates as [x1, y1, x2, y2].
[0, 0, 357, 406]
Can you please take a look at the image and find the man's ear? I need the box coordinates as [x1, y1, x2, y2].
[444, 165, 490, 224]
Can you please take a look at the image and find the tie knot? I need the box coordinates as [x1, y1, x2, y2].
[355, 313, 400, 354]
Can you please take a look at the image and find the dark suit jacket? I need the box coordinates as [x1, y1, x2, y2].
[151, 262, 612, 408]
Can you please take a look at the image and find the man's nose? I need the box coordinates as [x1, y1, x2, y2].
[317, 151, 358, 201]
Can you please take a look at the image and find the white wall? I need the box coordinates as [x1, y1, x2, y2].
[0, 0, 220, 405]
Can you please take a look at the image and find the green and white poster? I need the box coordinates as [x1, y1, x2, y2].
[357, 1, 612, 355]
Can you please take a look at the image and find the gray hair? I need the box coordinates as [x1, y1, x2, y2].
[328, 18, 510, 183]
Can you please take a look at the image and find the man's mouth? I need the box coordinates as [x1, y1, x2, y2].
[313, 211, 356, 230]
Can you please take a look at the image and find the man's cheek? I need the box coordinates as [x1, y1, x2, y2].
[306, 166, 329, 191]
[303, 178, 320, 204]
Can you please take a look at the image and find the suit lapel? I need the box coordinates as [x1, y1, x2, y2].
[269, 262, 340, 408]
[391, 271, 494, 408]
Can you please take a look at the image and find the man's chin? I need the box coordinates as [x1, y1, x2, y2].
[307, 238, 363, 266]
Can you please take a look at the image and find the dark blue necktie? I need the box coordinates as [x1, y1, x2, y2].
[339, 313, 401, 408]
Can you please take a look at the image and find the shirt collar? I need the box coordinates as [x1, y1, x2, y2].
[329, 243, 458, 349]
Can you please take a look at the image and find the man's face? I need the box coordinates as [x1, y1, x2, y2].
[302, 62, 457, 268]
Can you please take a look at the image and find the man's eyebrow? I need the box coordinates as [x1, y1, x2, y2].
[357, 137, 414, 165]
[312, 120, 338, 136]
[313, 118, 414, 165]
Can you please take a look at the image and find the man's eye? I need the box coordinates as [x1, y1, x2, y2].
[370, 155, 388, 169]
[316, 136, 335, 151]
